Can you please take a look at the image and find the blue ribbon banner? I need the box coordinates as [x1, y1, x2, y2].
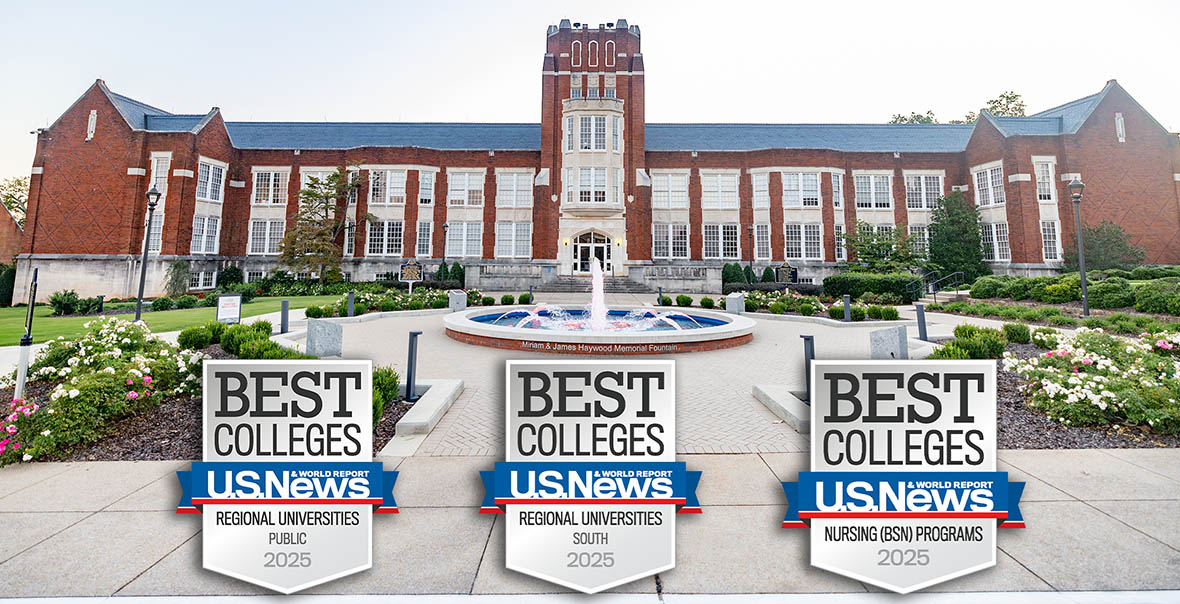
[480, 461, 701, 514]
[781, 471, 1024, 529]
[177, 461, 398, 514]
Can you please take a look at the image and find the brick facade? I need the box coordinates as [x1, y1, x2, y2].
[14, 20, 1180, 299]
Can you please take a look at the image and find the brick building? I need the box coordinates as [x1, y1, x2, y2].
[16, 18, 1180, 300]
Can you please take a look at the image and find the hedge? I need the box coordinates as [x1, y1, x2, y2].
[822, 272, 918, 303]
[722, 282, 823, 296]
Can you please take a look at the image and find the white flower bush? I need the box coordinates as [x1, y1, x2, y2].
[1004, 327, 1180, 433]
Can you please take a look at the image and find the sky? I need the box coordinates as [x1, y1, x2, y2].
[2, 0, 1179, 179]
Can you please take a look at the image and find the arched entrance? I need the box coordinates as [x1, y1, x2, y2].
[572, 231, 613, 274]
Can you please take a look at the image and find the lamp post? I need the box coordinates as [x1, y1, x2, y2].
[1068, 178, 1090, 318]
[746, 224, 755, 280]
[135, 186, 162, 322]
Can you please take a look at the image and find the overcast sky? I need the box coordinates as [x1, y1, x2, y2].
[2, 0, 1178, 179]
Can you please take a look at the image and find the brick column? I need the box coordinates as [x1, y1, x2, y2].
[433, 169, 448, 258]
[404, 170, 420, 259]
[821, 172, 836, 263]
[739, 169, 753, 262]
[355, 169, 369, 257]
[688, 168, 702, 260]
[769, 171, 784, 261]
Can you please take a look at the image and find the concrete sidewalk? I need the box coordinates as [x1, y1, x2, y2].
[0, 449, 1177, 597]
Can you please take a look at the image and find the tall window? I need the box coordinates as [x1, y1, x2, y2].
[190, 216, 204, 254]
[804, 224, 822, 259]
[445, 222, 482, 257]
[347, 171, 359, 205]
[611, 116, 621, 152]
[196, 160, 225, 202]
[854, 174, 892, 208]
[908, 224, 928, 254]
[578, 167, 607, 202]
[191, 215, 219, 254]
[143, 213, 163, 254]
[652, 173, 689, 208]
[702, 224, 739, 259]
[150, 153, 170, 198]
[495, 222, 532, 258]
[496, 172, 533, 207]
[249, 219, 284, 255]
[368, 221, 404, 256]
[980, 223, 996, 261]
[252, 170, 289, 205]
[753, 173, 769, 208]
[418, 171, 434, 204]
[1041, 220, 1060, 261]
[416, 221, 432, 257]
[447, 171, 484, 206]
[566, 116, 575, 151]
[754, 224, 770, 260]
[784, 224, 802, 259]
[388, 170, 406, 204]
[722, 224, 740, 258]
[831, 173, 843, 209]
[905, 174, 942, 209]
[594, 116, 607, 150]
[995, 222, 1010, 261]
[833, 224, 846, 260]
[344, 219, 355, 256]
[612, 168, 623, 205]
[579, 116, 593, 150]
[972, 165, 1005, 206]
[1034, 161, 1055, 202]
[701, 172, 739, 209]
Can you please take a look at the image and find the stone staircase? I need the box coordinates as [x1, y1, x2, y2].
[917, 289, 970, 305]
[535, 276, 654, 293]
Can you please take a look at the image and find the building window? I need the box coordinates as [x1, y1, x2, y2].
[417, 221, 432, 257]
[347, 171, 359, 205]
[1041, 220, 1060, 261]
[831, 173, 843, 209]
[604, 87, 615, 98]
[578, 167, 607, 203]
[1034, 161, 1055, 202]
[447, 171, 484, 206]
[702, 224, 739, 260]
[594, 116, 607, 150]
[196, 160, 225, 202]
[980, 223, 995, 262]
[580, 116, 593, 150]
[367, 221, 404, 256]
[368, 170, 405, 204]
[652, 224, 669, 258]
[144, 213, 163, 254]
[804, 224, 822, 259]
[343, 219, 355, 256]
[611, 116, 621, 152]
[995, 222, 1010, 261]
[972, 165, 1005, 206]
[150, 153, 170, 198]
[570, 87, 582, 99]
[496, 172, 533, 208]
[189, 271, 216, 290]
[446, 222, 482, 257]
[834, 224, 846, 261]
[246, 271, 264, 283]
[388, 170, 406, 204]
[784, 224, 802, 259]
[495, 222, 532, 258]
[908, 224, 928, 254]
[876, 224, 893, 236]
[1115, 112, 1126, 142]
[653, 223, 689, 259]
[249, 219, 284, 255]
[612, 168, 623, 204]
[854, 174, 892, 209]
[252, 170, 289, 205]
[191, 215, 219, 254]
[588, 87, 599, 99]
[905, 174, 942, 209]
[782, 172, 820, 208]
[754, 223, 770, 260]
[418, 170, 434, 204]
[753, 173, 769, 208]
[701, 172, 739, 209]
[652, 172, 689, 208]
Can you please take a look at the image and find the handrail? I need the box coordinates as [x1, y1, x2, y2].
[906, 269, 941, 300]
[923, 271, 965, 304]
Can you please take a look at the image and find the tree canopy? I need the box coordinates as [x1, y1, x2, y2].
[891, 91, 1027, 124]
[278, 166, 370, 281]
[0, 176, 28, 227]
[927, 190, 991, 283]
[1064, 220, 1145, 271]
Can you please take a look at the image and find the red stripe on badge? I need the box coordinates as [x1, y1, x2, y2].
[494, 498, 687, 505]
[799, 511, 1008, 519]
[374, 507, 400, 514]
[479, 507, 505, 514]
[782, 521, 809, 529]
[999, 521, 1025, 529]
[191, 498, 384, 505]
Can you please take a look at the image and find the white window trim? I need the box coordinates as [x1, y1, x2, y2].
[649, 169, 691, 209]
[970, 160, 1005, 207]
[196, 156, 228, 203]
[250, 167, 291, 206]
[903, 171, 944, 210]
[495, 169, 536, 208]
[1041, 220, 1062, 263]
[852, 171, 894, 209]
[247, 219, 285, 256]
[1032, 156, 1058, 204]
[416, 220, 433, 258]
[700, 169, 741, 209]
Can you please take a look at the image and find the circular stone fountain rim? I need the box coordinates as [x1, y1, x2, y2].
[444, 305, 755, 345]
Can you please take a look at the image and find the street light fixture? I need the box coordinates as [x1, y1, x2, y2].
[134, 186, 162, 322]
[1068, 177, 1090, 318]
[746, 224, 755, 281]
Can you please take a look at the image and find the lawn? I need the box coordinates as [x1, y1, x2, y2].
[0, 295, 339, 343]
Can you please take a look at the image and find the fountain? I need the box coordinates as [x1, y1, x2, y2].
[443, 259, 755, 354]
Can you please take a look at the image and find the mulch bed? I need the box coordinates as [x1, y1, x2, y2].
[997, 343, 1180, 449]
[12, 343, 415, 462]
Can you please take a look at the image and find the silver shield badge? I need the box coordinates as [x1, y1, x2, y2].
[781, 360, 1025, 594]
[178, 360, 398, 594]
[482, 360, 700, 593]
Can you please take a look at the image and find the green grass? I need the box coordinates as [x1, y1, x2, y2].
[0, 296, 339, 343]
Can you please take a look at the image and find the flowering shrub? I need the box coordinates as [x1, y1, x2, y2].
[0, 317, 205, 465]
[743, 288, 827, 316]
[1003, 327, 1180, 434]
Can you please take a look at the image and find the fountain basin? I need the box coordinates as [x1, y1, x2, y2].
[444, 306, 755, 355]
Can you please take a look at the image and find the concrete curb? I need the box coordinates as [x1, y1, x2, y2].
[392, 378, 464, 437]
[753, 384, 810, 433]
[748, 313, 918, 328]
[269, 308, 453, 353]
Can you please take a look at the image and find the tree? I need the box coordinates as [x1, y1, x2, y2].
[0, 176, 29, 227]
[889, 110, 938, 124]
[839, 221, 926, 273]
[927, 191, 991, 282]
[164, 260, 190, 297]
[1064, 220, 1145, 270]
[278, 166, 368, 281]
[984, 91, 1026, 117]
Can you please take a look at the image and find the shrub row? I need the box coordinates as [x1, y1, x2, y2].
[823, 272, 918, 303]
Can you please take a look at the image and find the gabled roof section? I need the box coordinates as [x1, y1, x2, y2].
[98, 80, 174, 130]
[1030, 89, 1105, 133]
[644, 123, 975, 152]
[981, 81, 1120, 138]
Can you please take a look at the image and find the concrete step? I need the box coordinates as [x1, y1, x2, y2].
[535, 277, 653, 294]
[918, 291, 969, 305]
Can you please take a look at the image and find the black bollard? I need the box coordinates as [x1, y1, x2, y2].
[800, 335, 815, 405]
[915, 303, 928, 342]
[843, 294, 851, 322]
[529, 285, 534, 305]
[280, 299, 289, 334]
[347, 290, 355, 317]
[96, 294, 104, 313]
[406, 330, 422, 403]
[658, 287, 663, 306]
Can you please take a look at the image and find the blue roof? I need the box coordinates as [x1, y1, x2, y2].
[644, 123, 975, 152]
[1031, 92, 1104, 133]
[221, 122, 542, 150]
[990, 116, 1065, 136]
[107, 91, 171, 130]
[144, 114, 206, 131]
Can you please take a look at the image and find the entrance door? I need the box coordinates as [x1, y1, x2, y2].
[573, 232, 612, 274]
